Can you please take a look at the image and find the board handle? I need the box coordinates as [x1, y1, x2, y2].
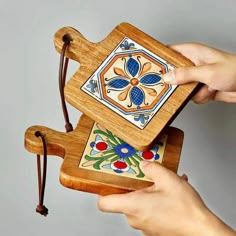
[24, 126, 68, 216]
[24, 125, 67, 158]
[54, 27, 96, 64]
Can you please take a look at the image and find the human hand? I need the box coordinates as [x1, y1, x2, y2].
[163, 43, 236, 104]
[98, 162, 235, 236]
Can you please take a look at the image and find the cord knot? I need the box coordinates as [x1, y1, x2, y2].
[65, 123, 73, 132]
[36, 205, 48, 216]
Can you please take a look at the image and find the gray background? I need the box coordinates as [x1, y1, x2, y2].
[0, 0, 235, 235]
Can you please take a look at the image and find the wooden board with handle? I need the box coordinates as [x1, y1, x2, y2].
[24, 115, 184, 195]
[54, 22, 197, 151]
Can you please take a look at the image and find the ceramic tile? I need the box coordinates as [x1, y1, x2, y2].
[81, 37, 176, 129]
[79, 123, 167, 181]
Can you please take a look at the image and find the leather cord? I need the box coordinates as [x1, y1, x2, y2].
[35, 131, 48, 216]
[33, 35, 74, 216]
[59, 36, 73, 132]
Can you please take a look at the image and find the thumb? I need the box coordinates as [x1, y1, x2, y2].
[162, 65, 214, 86]
[140, 161, 175, 187]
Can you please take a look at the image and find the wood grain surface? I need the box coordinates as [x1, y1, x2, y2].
[53, 22, 197, 151]
[24, 115, 184, 195]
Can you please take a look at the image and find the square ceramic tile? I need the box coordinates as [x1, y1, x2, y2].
[79, 123, 167, 181]
[81, 37, 177, 129]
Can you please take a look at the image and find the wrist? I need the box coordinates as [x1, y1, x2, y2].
[198, 208, 235, 236]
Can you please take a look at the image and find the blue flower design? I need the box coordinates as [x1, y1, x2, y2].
[120, 40, 135, 50]
[86, 79, 98, 93]
[106, 55, 164, 108]
[134, 114, 150, 124]
[113, 143, 136, 159]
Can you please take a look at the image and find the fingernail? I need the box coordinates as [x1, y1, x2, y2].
[140, 161, 150, 168]
[163, 71, 175, 84]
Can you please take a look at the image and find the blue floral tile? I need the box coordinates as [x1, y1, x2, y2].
[81, 37, 176, 129]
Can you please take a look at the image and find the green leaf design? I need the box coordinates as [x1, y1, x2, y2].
[106, 130, 120, 145]
[106, 139, 117, 147]
[117, 136, 125, 144]
[85, 155, 102, 161]
[133, 153, 143, 161]
[94, 130, 117, 142]
[102, 149, 115, 155]
[89, 126, 148, 178]
[110, 156, 120, 162]
[93, 130, 117, 146]
[125, 157, 132, 166]
[93, 153, 116, 170]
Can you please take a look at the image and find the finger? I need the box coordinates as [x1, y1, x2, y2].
[140, 161, 175, 187]
[191, 85, 216, 104]
[168, 43, 223, 65]
[97, 192, 137, 214]
[181, 174, 188, 182]
[213, 91, 236, 103]
[162, 65, 214, 86]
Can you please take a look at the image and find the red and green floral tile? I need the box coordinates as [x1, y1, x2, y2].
[79, 123, 167, 181]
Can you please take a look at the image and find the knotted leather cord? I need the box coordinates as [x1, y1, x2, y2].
[59, 35, 73, 132]
[35, 131, 48, 216]
[33, 35, 74, 216]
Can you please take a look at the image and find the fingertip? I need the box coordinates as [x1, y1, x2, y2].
[97, 194, 119, 213]
[163, 67, 195, 85]
[97, 195, 106, 212]
[162, 70, 177, 84]
[167, 42, 204, 53]
[140, 160, 151, 176]
[140, 160, 150, 168]
[140, 161, 164, 181]
[181, 174, 188, 182]
[97, 194, 131, 214]
[167, 43, 185, 51]
[167, 43, 197, 54]
[141, 162, 179, 189]
[140, 160, 158, 172]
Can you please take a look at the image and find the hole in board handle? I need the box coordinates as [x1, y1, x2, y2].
[62, 34, 73, 43]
